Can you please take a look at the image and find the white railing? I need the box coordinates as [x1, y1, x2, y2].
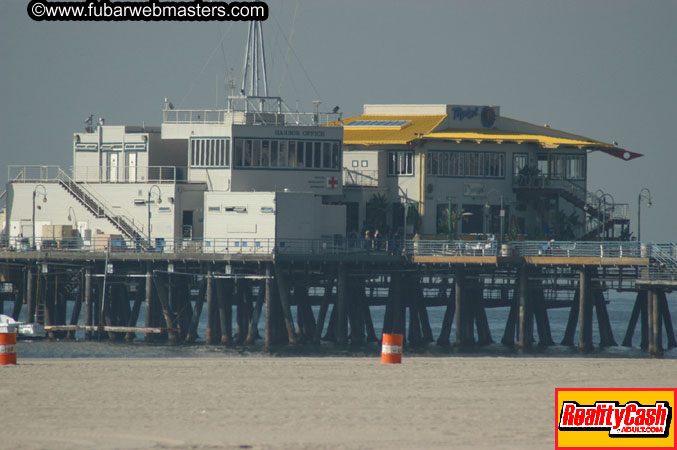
[343, 168, 379, 187]
[510, 241, 644, 258]
[8, 165, 61, 183]
[162, 109, 229, 124]
[162, 109, 342, 126]
[3, 235, 677, 272]
[71, 166, 187, 183]
[406, 240, 497, 257]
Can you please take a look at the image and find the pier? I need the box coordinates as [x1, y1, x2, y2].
[1, 238, 675, 355]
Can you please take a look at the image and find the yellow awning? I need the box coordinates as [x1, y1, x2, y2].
[422, 129, 614, 149]
[341, 115, 446, 146]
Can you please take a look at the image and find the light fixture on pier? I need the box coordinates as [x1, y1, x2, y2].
[32, 184, 48, 249]
[638, 188, 652, 242]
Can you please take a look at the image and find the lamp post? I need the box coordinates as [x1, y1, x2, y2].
[32, 184, 48, 249]
[67, 206, 77, 227]
[147, 185, 162, 247]
[484, 189, 504, 245]
[638, 188, 652, 242]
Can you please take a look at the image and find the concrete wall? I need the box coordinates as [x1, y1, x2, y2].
[203, 191, 346, 252]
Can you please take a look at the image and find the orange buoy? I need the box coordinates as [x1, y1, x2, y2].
[0, 332, 17, 365]
[381, 333, 403, 364]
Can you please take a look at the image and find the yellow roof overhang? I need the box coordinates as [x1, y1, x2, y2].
[422, 129, 613, 149]
[341, 115, 446, 146]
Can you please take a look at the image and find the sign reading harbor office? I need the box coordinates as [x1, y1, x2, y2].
[275, 129, 327, 137]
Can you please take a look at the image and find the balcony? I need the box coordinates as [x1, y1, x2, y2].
[343, 168, 379, 187]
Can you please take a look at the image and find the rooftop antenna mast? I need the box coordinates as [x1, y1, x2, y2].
[235, 21, 275, 113]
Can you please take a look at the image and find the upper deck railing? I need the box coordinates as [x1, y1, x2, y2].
[9, 165, 188, 185]
[1, 235, 671, 261]
[162, 109, 342, 127]
[71, 166, 188, 184]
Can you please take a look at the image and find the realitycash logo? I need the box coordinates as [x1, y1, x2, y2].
[556, 388, 677, 449]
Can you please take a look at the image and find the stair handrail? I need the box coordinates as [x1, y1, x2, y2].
[56, 169, 147, 241]
[651, 243, 677, 270]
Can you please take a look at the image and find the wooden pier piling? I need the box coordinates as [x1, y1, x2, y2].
[648, 289, 663, 356]
[335, 263, 348, 344]
[578, 268, 593, 353]
[517, 265, 533, 349]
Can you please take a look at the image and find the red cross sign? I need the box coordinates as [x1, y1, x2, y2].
[327, 176, 338, 189]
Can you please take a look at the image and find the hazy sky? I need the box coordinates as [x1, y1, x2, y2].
[1, 0, 675, 241]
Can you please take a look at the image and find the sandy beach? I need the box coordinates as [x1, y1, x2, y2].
[2, 356, 677, 449]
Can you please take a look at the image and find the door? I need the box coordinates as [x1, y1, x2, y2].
[109, 153, 119, 182]
[127, 152, 137, 182]
[182, 210, 193, 238]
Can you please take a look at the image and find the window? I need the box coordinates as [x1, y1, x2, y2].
[428, 152, 438, 175]
[231, 139, 340, 171]
[441, 152, 449, 176]
[513, 153, 528, 177]
[288, 141, 296, 168]
[314, 142, 322, 168]
[360, 159, 367, 168]
[190, 138, 230, 167]
[305, 143, 313, 167]
[427, 151, 504, 178]
[537, 154, 548, 176]
[345, 120, 411, 128]
[388, 151, 414, 176]
[550, 154, 565, 179]
[270, 140, 278, 167]
[244, 140, 253, 167]
[322, 142, 331, 169]
[279, 141, 289, 167]
[234, 140, 243, 167]
[252, 140, 261, 167]
[566, 155, 585, 180]
[261, 140, 270, 167]
[352, 160, 359, 168]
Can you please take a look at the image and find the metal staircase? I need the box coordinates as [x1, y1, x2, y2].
[651, 244, 677, 270]
[56, 169, 146, 243]
[514, 175, 629, 240]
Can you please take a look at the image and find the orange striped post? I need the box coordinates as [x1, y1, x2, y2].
[0, 332, 17, 365]
[381, 333, 403, 364]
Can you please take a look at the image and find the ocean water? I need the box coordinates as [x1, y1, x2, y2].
[8, 291, 677, 359]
